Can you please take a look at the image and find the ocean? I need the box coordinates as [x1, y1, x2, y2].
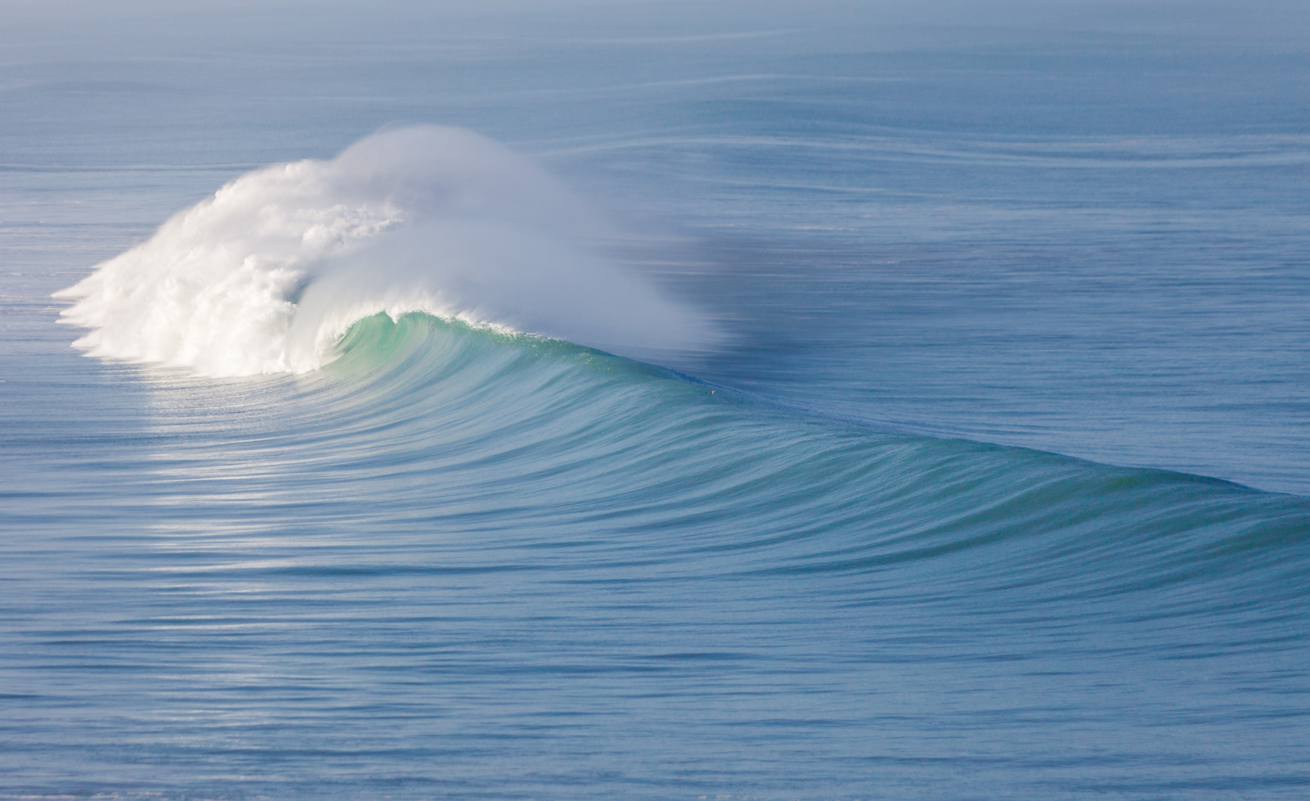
[2, 1, 1308, 798]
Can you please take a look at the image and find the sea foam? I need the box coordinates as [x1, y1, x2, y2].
[54, 126, 716, 376]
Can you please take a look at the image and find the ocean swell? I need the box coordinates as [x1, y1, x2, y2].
[309, 311, 1310, 612]
[54, 126, 717, 376]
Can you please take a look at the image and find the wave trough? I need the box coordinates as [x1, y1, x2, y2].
[54, 126, 718, 376]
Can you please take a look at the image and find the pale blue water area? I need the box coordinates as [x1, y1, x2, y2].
[2, 2, 1309, 799]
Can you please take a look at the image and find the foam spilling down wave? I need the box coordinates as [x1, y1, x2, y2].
[55, 126, 717, 376]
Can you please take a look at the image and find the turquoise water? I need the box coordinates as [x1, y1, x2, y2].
[3, 3, 1309, 799]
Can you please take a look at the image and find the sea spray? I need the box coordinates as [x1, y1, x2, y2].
[54, 126, 718, 376]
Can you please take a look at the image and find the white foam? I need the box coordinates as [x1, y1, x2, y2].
[55, 125, 717, 376]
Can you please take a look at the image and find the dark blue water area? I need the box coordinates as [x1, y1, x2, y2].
[2, 3, 1310, 799]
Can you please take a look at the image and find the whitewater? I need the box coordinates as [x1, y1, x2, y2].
[55, 126, 716, 375]
[3, 2, 1310, 800]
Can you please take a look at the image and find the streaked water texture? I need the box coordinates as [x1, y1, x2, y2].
[4, 313, 1308, 799]
[2, 2, 1309, 799]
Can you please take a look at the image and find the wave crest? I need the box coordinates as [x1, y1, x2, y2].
[54, 126, 717, 376]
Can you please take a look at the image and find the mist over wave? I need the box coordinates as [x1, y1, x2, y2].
[54, 126, 718, 376]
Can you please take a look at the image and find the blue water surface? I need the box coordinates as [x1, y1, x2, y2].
[2, 2, 1308, 799]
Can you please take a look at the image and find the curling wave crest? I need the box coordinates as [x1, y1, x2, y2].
[54, 126, 716, 376]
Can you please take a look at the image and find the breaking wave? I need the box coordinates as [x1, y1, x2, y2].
[54, 126, 718, 376]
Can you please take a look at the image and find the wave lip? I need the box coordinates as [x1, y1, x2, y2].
[54, 125, 718, 376]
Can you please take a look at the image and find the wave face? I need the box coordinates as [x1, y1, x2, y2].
[53, 126, 716, 376]
[314, 314, 1310, 595]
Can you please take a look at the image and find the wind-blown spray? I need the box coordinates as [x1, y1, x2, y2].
[55, 126, 717, 376]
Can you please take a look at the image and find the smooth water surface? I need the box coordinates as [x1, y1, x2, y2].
[2, 2, 1308, 799]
